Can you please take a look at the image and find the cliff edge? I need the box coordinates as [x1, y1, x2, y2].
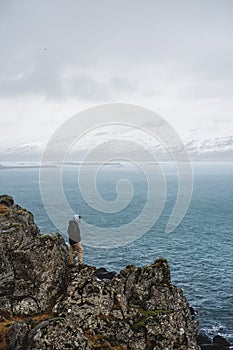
[0, 195, 200, 350]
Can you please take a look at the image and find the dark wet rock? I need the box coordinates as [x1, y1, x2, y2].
[0, 194, 68, 317]
[213, 335, 230, 348]
[200, 345, 223, 350]
[95, 267, 116, 280]
[195, 330, 231, 350]
[200, 343, 230, 350]
[0, 194, 14, 208]
[1, 195, 201, 349]
[199, 334, 231, 349]
[96, 267, 107, 274]
[197, 329, 212, 345]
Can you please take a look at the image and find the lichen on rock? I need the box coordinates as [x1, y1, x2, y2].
[0, 195, 68, 318]
[0, 195, 201, 350]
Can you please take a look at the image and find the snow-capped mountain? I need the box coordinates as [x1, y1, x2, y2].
[185, 136, 233, 161]
[0, 135, 233, 162]
[0, 142, 45, 161]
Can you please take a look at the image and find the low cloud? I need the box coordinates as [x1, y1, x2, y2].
[1, 0, 233, 147]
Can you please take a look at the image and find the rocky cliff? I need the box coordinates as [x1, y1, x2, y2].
[0, 195, 201, 350]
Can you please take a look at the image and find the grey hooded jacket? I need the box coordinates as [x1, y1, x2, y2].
[68, 219, 81, 245]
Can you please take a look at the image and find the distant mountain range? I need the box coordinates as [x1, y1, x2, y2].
[0, 136, 233, 162]
[185, 135, 233, 161]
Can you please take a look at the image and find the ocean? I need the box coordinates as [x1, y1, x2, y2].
[0, 161, 233, 344]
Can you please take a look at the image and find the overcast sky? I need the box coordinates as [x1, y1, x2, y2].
[1, 0, 233, 148]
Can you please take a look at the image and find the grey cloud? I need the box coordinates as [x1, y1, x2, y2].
[0, 57, 62, 98]
[0, 0, 233, 103]
[171, 79, 233, 102]
[0, 61, 136, 101]
[108, 78, 137, 94]
[64, 75, 138, 101]
[64, 74, 112, 101]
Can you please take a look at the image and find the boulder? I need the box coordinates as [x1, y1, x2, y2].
[0, 194, 14, 208]
[213, 335, 230, 348]
[198, 332, 230, 350]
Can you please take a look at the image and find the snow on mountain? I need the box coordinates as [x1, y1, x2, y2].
[5, 142, 44, 154]
[185, 136, 233, 160]
[0, 135, 233, 162]
[0, 142, 45, 161]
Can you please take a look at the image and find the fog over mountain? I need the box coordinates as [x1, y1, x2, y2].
[1, 1, 233, 157]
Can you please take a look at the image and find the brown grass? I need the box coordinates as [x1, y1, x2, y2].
[85, 331, 127, 350]
[0, 205, 10, 215]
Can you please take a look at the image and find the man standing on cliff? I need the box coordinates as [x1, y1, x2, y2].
[67, 215, 83, 267]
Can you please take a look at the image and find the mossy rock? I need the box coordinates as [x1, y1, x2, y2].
[0, 195, 14, 207]
[130, 307, 172, 331]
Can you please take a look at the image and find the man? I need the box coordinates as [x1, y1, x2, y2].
[67, 214, 83, 266]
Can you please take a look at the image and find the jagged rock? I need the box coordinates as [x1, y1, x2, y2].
[7, 261, 201, 349]
[50, 259, 200, 350]
[1, 195, 201, 349]
[6, 319, 36, 350]
[198, 332, 230, 350]
[0, 194, 68, 317]
[213, 335, 230, 348]
[197, 329, 212, 345]
[7, 318, 91, 350]
[200, 344, 228, 350]
[0, 194, 14, 208]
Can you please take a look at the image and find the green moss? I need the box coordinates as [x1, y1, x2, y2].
[9, 222, 21, 227]
[140, 309, 172, 316]
[129, 306, 172, 331]
[130, 304, 172, 315]
[39, 233, 59, 240]
[131, 319, 147, 331]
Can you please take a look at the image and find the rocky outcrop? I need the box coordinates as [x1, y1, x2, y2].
[5, 262, 200, 350]
[0, 195, 68, 317]
[1, 195, 201, 349]
[197, 333, 231, 350]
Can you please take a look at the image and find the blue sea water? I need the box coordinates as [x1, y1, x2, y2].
[0, 162, 233, 344]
